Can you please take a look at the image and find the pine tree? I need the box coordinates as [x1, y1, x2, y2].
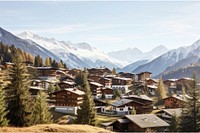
[113, 89, 122, 99]
[48, 82, 55, 93]
[32, 91, 52, 124]
[76, 70, 97, 126]
[6, 54, 34, 127]
[112, 67, 116, 75]
[179, 74, 200, 132]
[169, 113, 180, 132]
[74, 71, 84, 86]
[55, 84, 61, 91]
[157, 76, 167, 101]
[45, 57, 51, 67]
[0, 85, 9, 127]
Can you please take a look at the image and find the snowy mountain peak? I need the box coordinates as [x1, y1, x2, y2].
[17, 31, 125, 69]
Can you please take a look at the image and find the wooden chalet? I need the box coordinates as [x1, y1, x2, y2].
[112, 77, 132, 93]
[155, 108, 182, 123]
[36, 67, 58, 80]
[102, 87, 114, 99]
[103, 114, 169, 132]
[89, 81, 103, 99]
[94, 99, 107, 113]
[111, 99, 135, 116]
[163, 95, 186, 108]
[99, 77, 112, 88]
[88, 74, 100, 82]
[145, 78, 158, 86]
[122, 95, 153, 114]
[137, 71, 151, 81]
[49, 88, 84, 115]
[58, 81, 76, 89]
[87, 68, 111, 76]
[118, 72, 136, 80]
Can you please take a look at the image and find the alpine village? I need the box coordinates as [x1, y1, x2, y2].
[0, 40, 199, 132]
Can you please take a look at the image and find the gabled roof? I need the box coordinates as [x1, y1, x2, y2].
[137, 71, 152, 75]
[52, 88, 85, 96]
[61, 81, 76, 85]
[90, 82, 103, 87]
[111, 99, 133, 107]
[156, 108, 182, 117]
[125, 114, 169, 128]
[123, 95, 153, 102]
[163, 95, 187, 102]
[65, 88, 85, 95]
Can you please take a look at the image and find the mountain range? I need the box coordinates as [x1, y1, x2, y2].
[133, 39, 200, 77]
[1, 26, 200, 78]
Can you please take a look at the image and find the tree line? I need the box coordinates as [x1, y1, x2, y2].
[0, 42, 67, 69]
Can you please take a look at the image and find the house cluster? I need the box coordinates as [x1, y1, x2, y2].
[0, 63, 194, 132]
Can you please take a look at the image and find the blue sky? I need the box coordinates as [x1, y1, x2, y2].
[1, 1, 200, 52]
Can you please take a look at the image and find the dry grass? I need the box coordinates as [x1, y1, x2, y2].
[0, 124, 112, 132]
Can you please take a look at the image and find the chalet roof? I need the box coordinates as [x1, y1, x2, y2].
[163, 95, 187, 102]
[62, 81, 76, 85]
[28, 86, 45, 90]
[137, 71, 152, 75]
[89, 82, 103, 87]
[177, 77, 193, 81]
[111, 99, 133, 107]
[102, 87, 113, 90]
[56, 70, 67, 75]
[122, 95, 153, 102]
[157, 108, 182, 117]
[125, 114, 169, 128]
[113, 77, 132, 81]
[147, 85, 158, 89]
[164, 79, 178, 82]
[145, 78, 159, 83]
[104, 74, 116, 78]
[65, 88, 85, 95]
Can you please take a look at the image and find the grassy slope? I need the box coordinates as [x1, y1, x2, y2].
[0, 124, 112, 132]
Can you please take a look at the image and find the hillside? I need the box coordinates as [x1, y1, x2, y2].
[133, 39, 200, 76]
[0, 124, 111, 132]
[161, 63, 200, 80]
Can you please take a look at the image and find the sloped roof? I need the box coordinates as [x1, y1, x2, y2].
[90, 82, 103, 87]
[65, 88, 85, 95]
[125, 114, 169, 128]
[111, 99, 133, 107]
[123, 95, 153, 102]
[158, 108, 182, 117]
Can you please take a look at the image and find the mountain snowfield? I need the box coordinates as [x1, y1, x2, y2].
[17, 31, 126, 69]
[108, 45, 169, 64]
[133, 39, 200, 76]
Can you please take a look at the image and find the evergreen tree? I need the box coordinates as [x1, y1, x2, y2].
[157, 76, 167, 101]
[34, 55, 43, 67]
[169, 113, 180, 132]
[101, 93, 106, 99]
[0, 85, 9, 127]
[55, 84, 61, 91]
[112, 67, 116, 75]
[179, 74, 200, 132]
[74, 71, 84, 86]
[48, 82, 55, 93]
[45, 57, 51, 67]
[76, 70, 97, 126]
[113, 89, 122, 99]
[6, 54, 34, 127]
[32, 91, 52, 124]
